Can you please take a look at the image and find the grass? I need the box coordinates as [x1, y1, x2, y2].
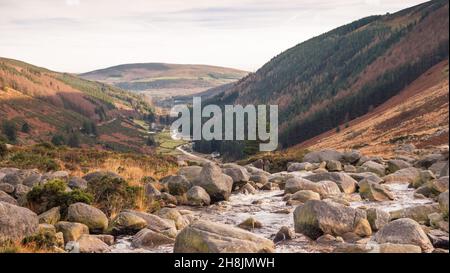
[154, 130, 187, 155]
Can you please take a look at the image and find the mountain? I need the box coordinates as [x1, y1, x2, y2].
[0, 57, 155, 152]
[80, 63, 248, 101]
[207, 0, 449, 150]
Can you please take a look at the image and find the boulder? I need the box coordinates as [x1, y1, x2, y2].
[358, 179, 394, 201]
[1, 169, 40, 186]
[343, 150, 361, 164]
[440, 161, 449, 177]
[67, 203, 109, 233]
[429, 161, 448, 177]
[222, 163, 250, 185]
[293, 200, 371, 239]
[431, 176, 449, 193]
[178, 166, 203, 183]
[108, 211, 147, 235]
[344, 165, 357, 173]
[249, 174, 269, 185]
[131, 228, 175, 248]
[287, 162, 314, 172]
[273, 226, 294, 243]
[122, 210, 178, 238]
[143, 182, 161, 201]
[358, 161, 386, 177]
[326, 160, 342, 172]
[68, 177, 88, 190]
[305, 172, 357, 194]
[383, 167, 421, 184]
[237, 217, 263, 230]
[76, 234, 109, 253]
[193, 163, 233, 202]
[349, 172, 383, 183]
[55, 221, 89, 242]
[0, 190, 17, 205]
[415, 154, 443, 169]
[374, 218, 434, 252]
[284, 177, 341, 197]
[438, 191, 449, 218]
[303, 150, 343, 163]
[186, 186, 211, 206]
[22, 172, 43, 188]
[0, 201, 39, 241]
[390, 204, 441, 225]
[378, 243, 422, 253]
[387, 160, 412, 173]
[0, 183, 14, 194]
[38, 207, 61, 225]
[174, 220, 275, 253]
[366, 208, 390, 231]
[156, 208, 190, 230]
[167, 175, 192, 195]
[83, 171, 122, 183]
[46, 171, 70, 182]
[411, 170, 436, 188]
[291, 190, 321, 203]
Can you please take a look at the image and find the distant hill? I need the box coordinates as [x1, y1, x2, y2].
[80, 63, 248, 101]
[206, 0, 449, 150]
[0, 57, 155, 152]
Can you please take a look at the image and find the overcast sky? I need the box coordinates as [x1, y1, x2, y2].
[0, 0, 426, 73]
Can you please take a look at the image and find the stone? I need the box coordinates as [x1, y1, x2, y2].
[349, 172, 383, 183]
[143, 182, 161, 201]
[291, 190, 321, 203]
[83, 171, 122, 183]
[67, 202, 109, 234]
[378, 243, 422, 253]
[237, 217, 263, 230]
[358, 161, 386, 177]
[374, 218, 434, 252]
[249, 174, 269, 185]
[178, 166, 203, 183]
[326, 160, 342, 172]
[0, 201, 39, 241]
[68, 177, 88, 190]
[383, 167, 421, 184]
[287, 162, 315, 172]
[343, 150, 361, 164]
[284, 177, 341, 197]
[38, 207, 61, 225]
[55, 221, 89, 242]
[415, 154, 443, 169]
[186, 186, 211, 206]
[431, 176, 449, 193]
[156, 208, 190, 230]
[366, 208, 390, 231]
[344, 165, 357, 173]
[303, 150, 343, 163]
[108, 211, 147, 235]
[358, 179, 394, 201]
[47, 171, 70, 182]
[77, 234, 109, 253]
[222, 163, 250, 185]
[131, 228, 175, 248]
[440, 161, 449, 177]
[174, 220, 275, 253]
[390, 204, 441, 225]
[304, 172, 357, 194]
[91, 234, 115, 245]
[122, 210, 178, 238]
[273, 226, 294, 243]
[0, 183, 14, 194]
[387, 160, 412, 173]
[438, 191, 449, 218]
[193, 163, 233, 202]
[428, 212, 444, 228]
[2, 169, 40, 186]
[427, 229, 449, 249]
[0, 190, 17, 205]
[261, 182, 278, 191]
[293, 200, 371, 239]
[167, 175, 192, 195]
[429, 161, 448, 177]
[411, 170, 436, 188]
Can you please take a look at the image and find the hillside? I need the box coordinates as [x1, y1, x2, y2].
[296, 59, 449, 157]
[0, 57, 155, 152]
[206, 0, 449, 150]
[80, 63, 248, 102]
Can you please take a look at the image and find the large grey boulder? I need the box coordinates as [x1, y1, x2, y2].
[222, 163, 250, 185]
[0, 190, 17, 205]
[76, 234, 109, 253]
[193, 163, 233, 202]
[438, 191, 449, 218]
[304, 172, 357, 194]
[178, 166, 203, 183]
[343, 150, 361, 164]
[186, 186, 211, 206]
[287, 162, 315, 172]
[38, 207, 61, 225]
[358, 161, 386, 177]
[284, 177, 341, 197]
[55, 221, 90, 242]
[0, 183, 14, 194]
[366, 208, 390, 231]
[167, 175, 192, 195]
[293, 200, 372, 240]
[68, 177, 88, 190]
[122, 210, 178, 238]
[383, 167, 421, 184]
[374, 218, 434, 252]
[2, 169, 40, 186]
[303, 150, 343, 163]
[67, 203, 109, 233]
[0, 201, 39, 241]
[131, 228, 175, 248]
[387, 160, 412, 173]
[389, 204, 441, 225]
[174, 220, 275, 253]
[358, 179, 394, 201]
[440, 161, 449, 177]
[108, 211, 147, 235]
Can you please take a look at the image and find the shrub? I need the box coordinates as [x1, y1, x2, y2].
[21, 123, 31, 133]
[0, 142, 7, 158]
[9, 152, 60, 172]
[67, 133, 80, 148]
[22, 231, 62, 250]
[1, 120, 17, 142]
[51, 135, 66, 146]
[87, 175, 140, 216]
[26, 179, 93, 215]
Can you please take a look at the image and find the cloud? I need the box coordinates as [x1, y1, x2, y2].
[65, 0, 81, 6]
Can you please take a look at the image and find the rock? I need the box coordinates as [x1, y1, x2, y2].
[366, 208, 390, 231]
[287, 162, 314, 172]
[284, 177, 341, 197]
[333, 243, 374, 253]
[46, 171, 69, 182]
[76, 234, 109, 253]
[186, 186, 211, 206]
[303, 150, 343, 163]
[1, 169, 40, 186]
[65, 241, 80, 253]
[343, 150, 361, 164]
[131, 228, 175, 248]
[387, 160, 412, 173]
[143, 182, 161, 201]
[428, 212, 444, 229]
[193, 163, 233, 202]
[38, 207, 61, 225]
[427, 229, 449, 249]
[390, 204, 441, 225]
[88, 234, 114, 245]
[178, 166, 203, 183]
[374, 218, 434, 252]
[0, 183, 14, 194]
[261, 182, 278, 191]
[383, 167, 421, 184]
[415, 154, 443, 169]
[378, 243, 422, 253]
[305, 173, 357, 194]
[83, 171, 122, 183]
[161, 192, 177, 205]
[440, 161, 449, 177]
[358, 179, 394, 201]
[273, 226, 294, 243]
[122, 210, 178, 238]
[156, 208, 190, 230]
[358, 161, 386, 177]
[0, 201, 39, 241]
[246, 165, 271, 176]
[55, 221, 89, 242]
[238, 183, 257, 195]
[174, 220, 275, 253]
[68, 177, 88, 190]
[349, 172, 383, 183]
[326, 160, 342, 172]
[429, 161, 448, 177]
[344, 165, 357, 173]
[431, 176, 449, 193]
[0, 190, 17, 205]
[293, 200, 371, 239]
[167, 175, 192, 195]
[67, 203, 109, 234]
[222, 163, 250, 185]
[411, 170, 436, 188]
[438, 191, 449, 218]
[13, 184, 30, 202]
[249, 174, 269, 185]
[291, 190, 321, 203]
[22, 172, 42, 187]
[237, 217, 263, 230]
[108, 212, 147, 235]
[316, 234, 344, 244]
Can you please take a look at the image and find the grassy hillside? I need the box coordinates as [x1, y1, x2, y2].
[0, 57, 155, 152]
[207, 0, 449, 150]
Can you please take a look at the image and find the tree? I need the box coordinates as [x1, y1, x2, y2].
[67, 133, 80, 148]
[1, 120, 17, 142]
[146, 135, 157, 146]
[21, 122, 31, 133]
[51, 135, 66, 146]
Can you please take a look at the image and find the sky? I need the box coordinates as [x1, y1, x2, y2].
[0, 0, 427, 73]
